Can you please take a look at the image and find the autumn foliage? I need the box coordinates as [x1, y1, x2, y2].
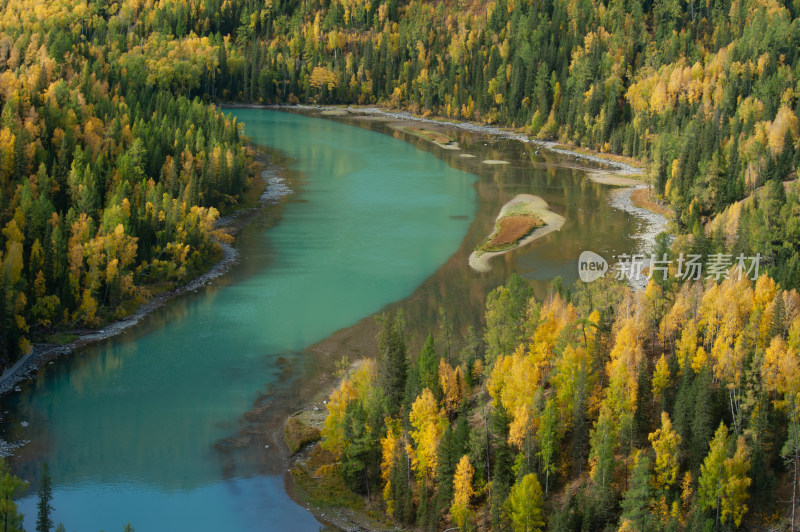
[318, 270, 800, 529]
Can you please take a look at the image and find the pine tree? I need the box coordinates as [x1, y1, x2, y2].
[619, 453, 653, 531]
[691, 368, 716, 469]
[417, 333, 439, 397]
[435, 425, 457, 520]
[491, 402, 514, 530]
[377, 312, 407, 415]
[672, 369, 696, 451]
[36, 462, 54, 532]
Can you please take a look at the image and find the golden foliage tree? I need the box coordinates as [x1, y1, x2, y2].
[450, 455, 475, 529]
[649, 411, 682, 492]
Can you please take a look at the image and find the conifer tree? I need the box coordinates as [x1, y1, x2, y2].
[36, 462, 54, 532]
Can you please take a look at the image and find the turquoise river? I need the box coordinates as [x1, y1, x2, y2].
[1, 108, 645, 531]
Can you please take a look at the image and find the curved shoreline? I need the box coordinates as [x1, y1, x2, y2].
[609, 184, 670, 252]
[224, 103, 645, 176]
[0, 242, 239, 397]
[469, 194, 566, 272]
[0, 243, 238, 458]
[0, 156, 291, 456]
[219, 104, 668, 529]
[328, 106, 644, 175]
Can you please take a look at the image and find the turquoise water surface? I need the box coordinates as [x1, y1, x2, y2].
[4, 110, 478, 531]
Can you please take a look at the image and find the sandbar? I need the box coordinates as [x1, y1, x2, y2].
[469, 194, 565, 272]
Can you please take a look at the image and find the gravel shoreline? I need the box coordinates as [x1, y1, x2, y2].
[608, 185, 670, 290]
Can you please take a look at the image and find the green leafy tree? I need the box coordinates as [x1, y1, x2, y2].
[0, 460, 27, 532]
[537, 398, 558, 495]
[589, 404, 617, 491]
[698, 423, 728, 528]
[484, 275, 532, 364]
[508, 473, 545, 532]
[698, 423, 752, 528]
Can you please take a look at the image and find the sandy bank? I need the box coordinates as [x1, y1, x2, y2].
[469, 194, 565, 272]
[388, 123, 461, 150]
[586, 171, 645, 186]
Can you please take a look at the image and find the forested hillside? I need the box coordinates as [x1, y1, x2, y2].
[0, 0, 252, 365]
[223, 0, 800, 287]
[2, 0, 800, 363]
[2, 0, 800, 529]
[316, 271, 800, 530]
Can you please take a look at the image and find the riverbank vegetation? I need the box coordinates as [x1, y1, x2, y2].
[630, 188, 674, 219]
[312, 270, 800, 530]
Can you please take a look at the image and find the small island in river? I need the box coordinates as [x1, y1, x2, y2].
[469, 194, 565, 272]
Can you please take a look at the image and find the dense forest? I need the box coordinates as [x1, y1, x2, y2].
[2, 0, 800, 361]
[0, 0, 252, 365]
[317, 270, 800, 530]
[2, 0, 800, 528]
